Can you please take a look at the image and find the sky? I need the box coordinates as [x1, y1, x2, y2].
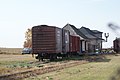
[0, 0, 120, 48]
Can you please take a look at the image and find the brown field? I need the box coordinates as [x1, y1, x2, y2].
[0, 54, 34, 62]
[0, 48, 22, 54]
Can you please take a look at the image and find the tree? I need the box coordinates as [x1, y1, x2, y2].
[23, 28, 32, 48]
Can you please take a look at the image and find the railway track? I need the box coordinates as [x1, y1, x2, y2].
[0, 60, 87, 80]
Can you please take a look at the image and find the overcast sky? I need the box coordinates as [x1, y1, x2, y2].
[0, 0, 120, 48]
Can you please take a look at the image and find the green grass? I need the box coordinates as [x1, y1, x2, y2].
[24, 54, 120, 80]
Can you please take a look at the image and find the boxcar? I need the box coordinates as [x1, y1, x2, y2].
[70, 35, 80, 53]
[113, 38, 120, 53]
[32, 25, 62, 60]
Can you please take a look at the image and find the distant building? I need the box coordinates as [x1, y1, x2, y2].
[79, 26, 103, 53]
[63, 24, 88, 54]
[63, 24, 104, 54]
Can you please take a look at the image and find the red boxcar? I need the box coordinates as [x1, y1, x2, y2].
[70, 35, 80, 53]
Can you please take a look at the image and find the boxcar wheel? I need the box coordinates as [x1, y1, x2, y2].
[50, 55, 57, 61]
[38, 57, 43, 61]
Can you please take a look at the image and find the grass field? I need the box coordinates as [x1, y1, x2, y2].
[0, 54, 38, 75]
[24, 54, 120, 80]
[0, 54, 120, 80]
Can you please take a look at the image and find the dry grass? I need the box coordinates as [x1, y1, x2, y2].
[0, 54, 34, 61]
[0, 54, 37, 75]
[1, 53, 120, 80]
[0, 48, 22, 54]
[24, 54, 120, 80]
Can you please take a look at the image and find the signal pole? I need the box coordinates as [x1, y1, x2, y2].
[104, 33, 109, 42]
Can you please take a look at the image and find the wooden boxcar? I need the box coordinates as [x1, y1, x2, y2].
[32, 25, 62, 60]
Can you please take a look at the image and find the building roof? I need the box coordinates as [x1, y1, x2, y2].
[92, 30, 103, 33]
[64, 24, 88, 39]
[79, 26, 103, 40]
[64, 24, 104, 40]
